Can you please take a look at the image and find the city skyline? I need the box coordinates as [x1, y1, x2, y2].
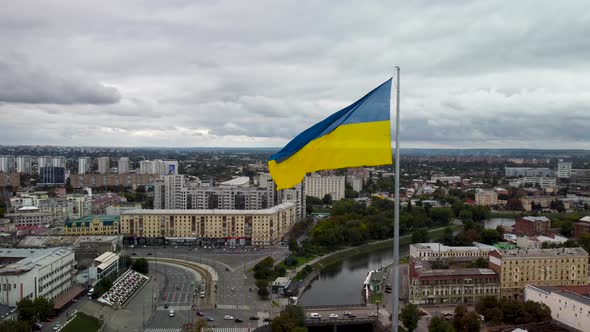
[1, 1, 589, 149]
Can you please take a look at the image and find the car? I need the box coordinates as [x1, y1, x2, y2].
[142, 245, 147, 248]
[225, 267, 230, 271]
[249, 316, 259, 320]
[164, 304, 169, 309]
[131, 252, 137, 256]
[224, 315, 234, 320]
[205, 316, 214, 322]
[234, 318, 243, 323]
[52, 323, 61, 331]
[147, 253, 152, 256]
[347, 314, 357, 318]
[231, 287, 235, 292]
[310, 313, 321, 319]
[176, 286, 180, 291]
[46, 318, 54, 323]
[369, 312, 378, 317]
[196, 311, 204, 316]
[343, 311, 352, 316]
[169, 310, 175, 317]
[329, 314, 338, 319]
[263, 317, 272, 322]
[161, 295, 167, 300]
[200, 293, 205, 298]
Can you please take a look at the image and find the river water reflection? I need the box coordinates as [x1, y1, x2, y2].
[299, 245, 408, 306]
[299, 218, 515, 306]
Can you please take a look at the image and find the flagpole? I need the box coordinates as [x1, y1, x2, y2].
[392, 66, 401, 332]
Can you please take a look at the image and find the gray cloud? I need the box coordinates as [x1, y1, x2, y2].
[0, 0, 589, 148]
[0, 55, 121, 104]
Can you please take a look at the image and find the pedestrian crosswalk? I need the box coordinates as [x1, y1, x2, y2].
[216, 304, 250, 310]
[156, 305, 192, 311]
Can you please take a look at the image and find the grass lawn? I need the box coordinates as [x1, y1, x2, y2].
[61, 312, 100, 332]
[271, 300, 281, 307]
[371, 292, 383, 304]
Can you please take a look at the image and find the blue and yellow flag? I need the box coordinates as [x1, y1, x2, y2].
[268, 79, 393, 190]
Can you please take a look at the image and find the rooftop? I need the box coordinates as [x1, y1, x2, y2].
[535, 286, 590, 307]
[412, 260, 497, 279]
[66, 215, 120, 227]
[219, 177, 250, 187]
[496, 247, 588, 258]
[0, 247, 72, 275]
[580, 216, 590, 223]
[520, 216, 551, 223]
[412, 242, 497, 253]
[121, 202, 295, 216]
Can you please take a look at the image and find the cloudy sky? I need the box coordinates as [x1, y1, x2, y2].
[1, 0, 589, 148]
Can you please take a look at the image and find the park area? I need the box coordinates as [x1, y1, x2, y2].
[61, 312, 101, 332]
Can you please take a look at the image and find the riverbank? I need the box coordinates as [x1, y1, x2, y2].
[310, 224, 463, 270]
[295, 224, 463, 304]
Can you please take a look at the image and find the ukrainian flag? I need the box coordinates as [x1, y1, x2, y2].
[268, 79, 393, 190]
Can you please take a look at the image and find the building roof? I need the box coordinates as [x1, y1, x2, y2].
[0, 247, 72, 275]
[272, 277, 290, 286]
[66, 215, 120, 227]
[534, 286, 590, 307]
[495, 247, 588, 259]
[108, 202, 142, 207]
[17, 206, 39, 212]
[219, 177, 250, 187]
[94, 252, 119, 271]
[412, 242, 496, 253]
[122, 202, 296, 216]
[580, 216, 590, 223]
[412, 260, 497, 279]
[520, 216, 551, 223]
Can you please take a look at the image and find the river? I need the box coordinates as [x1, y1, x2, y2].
[299, 218, 515, 306]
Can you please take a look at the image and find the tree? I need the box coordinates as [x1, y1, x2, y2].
[470, 257, 489, 268]
[322, 194, 332, 205]
[288, 237, 298, 252]
[458, 210, 473, 222]
[33, 297, 53, 322]
[480, 229, 501, 245]
[584, 203, 589, 211]
[257, 286, 269, 299]
[507, 198, 524, 211]
[17, 298, 35, 322]
[271, 305, 307, 332]
[560, 222, 574, 237]
[400, 303, 420, 332]
[429, 316, 455, 332]
[132, 258, 149, 274]
[439, 227, 455, 245]
[0, 320, 29, 332]
[460, 311, 481, 332]
[412, 228, 430, 243]
[193, 318, 208, 332]
[452, 305, 467, 331]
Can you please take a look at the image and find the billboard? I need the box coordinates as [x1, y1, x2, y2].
[168, 164, 176, 175]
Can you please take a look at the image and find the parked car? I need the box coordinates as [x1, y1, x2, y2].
[343, 311, 352, 316]
[329, 314, 338, 319]
[52, 323, 61, 331]
[205, 316, 214, 322]
[249, 316, 259, 320]
[310, 313, 321, 319]
[369, 312, 378, 317]
[234, 318, 243, 323]
[224, 315, 234, 320]
[263, 317, 272, 322]
[196, 311, 204, 316]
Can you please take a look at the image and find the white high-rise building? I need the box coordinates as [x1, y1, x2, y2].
[78, 157, 91, 174]
[0, 155, 16, 173]
[118, 157, 129, 174]
[37, 156, 52, 169]
[97, 157, 110, 174]
[139, 159, 178, 175]
[51, 156, 66, 168]
[16, 155, 31, 174]
[557, 160, 573, 179]
[304, 173, 346, 201]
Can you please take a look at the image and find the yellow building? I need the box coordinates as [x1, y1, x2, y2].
[119, 202, 296, 246]
[489, 247, 589, 300]
[65, 215, 120, 235]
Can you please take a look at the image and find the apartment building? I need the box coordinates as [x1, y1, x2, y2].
[505, 167, 552, 178]
[0, 156, 16, 173]
[15, 156, 31, 174]
[119, 202, 296, 246]
[118, 157, 129, 174]
[409, 259, 500, 305]
[489, 248, 589, 300]
[557, 160, 573, 179]
[304, 173, 345, 201]
[525, 285, 590, 331]
[475, 190, 498, 206]
[69, 173, 160, 189]
[78, 157, 91, 174]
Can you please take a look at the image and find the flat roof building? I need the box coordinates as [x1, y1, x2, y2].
[410, 242, 497, 261]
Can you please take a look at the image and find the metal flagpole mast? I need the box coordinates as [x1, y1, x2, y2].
[392, 66, 401, 332]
